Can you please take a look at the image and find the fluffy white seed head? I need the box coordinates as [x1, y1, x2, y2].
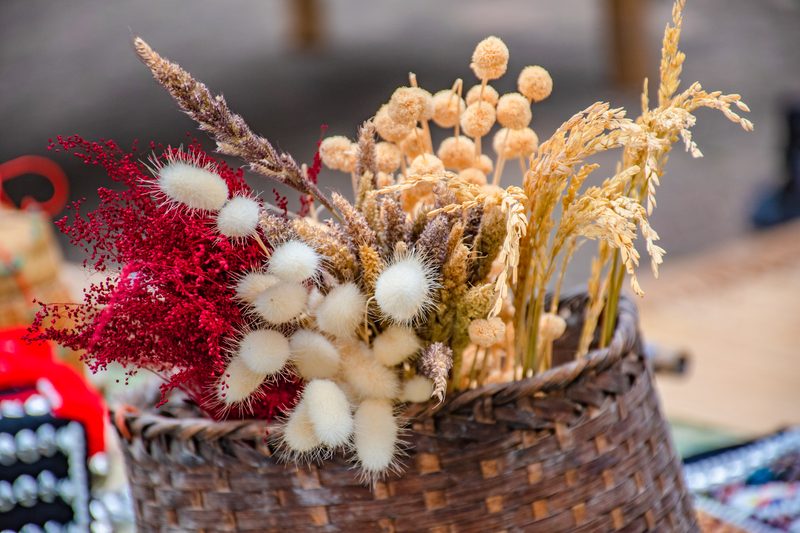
[400, 376, 434, 403]
[373, 325, 422, 367]
[253, 282, 308, 324]
[303, 379, 354, 447]
[268, 240, 320, 283]
[375, 253, 436, 324]
[281, 403, 320, 456]
[290, 329, 341, 380]
[216, 196, 260, 238]
[158, 161, 229, 211]
[353, 399, 399, 478]
[237, 329, 291, 375]
[340, 341, 400, 400]
[316, 282, 366, 339]
[217, 356, 266, 406]
[234, 272, 279, 305]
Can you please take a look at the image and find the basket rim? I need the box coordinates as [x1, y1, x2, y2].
[116, 294, 639, 444]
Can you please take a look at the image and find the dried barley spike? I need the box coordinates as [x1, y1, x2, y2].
[330, 192, 377, 249]
[421, 342, 453, 403]
[259, 213, 297, 243]
[379, 195, 408, 254]
[416, 216, 451, 268]
[471, 204, 506, 282]
[356, 121, 378, 189]
[132, 36, 337, 217]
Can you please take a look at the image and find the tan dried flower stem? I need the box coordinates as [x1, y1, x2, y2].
[492, 129, 511, 187]
[409, 73, 433, 154]
[452, 79, 463, 140]
[253, 233, 270, 256]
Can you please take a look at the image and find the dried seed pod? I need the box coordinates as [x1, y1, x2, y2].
[375, 104, 414, 143]
[420, 342, 453, 403]
[375, 142, 402, 174]
[465, 84, 499, 107]
[539, 312, 567, 340]
[470, 36, 509, 80]
[431, 90, 466, 128]
[518, 65, 553, 102]
[437, 136, 476, 171]
[460, 102, 496, 138]
[496, 92, 532, 130]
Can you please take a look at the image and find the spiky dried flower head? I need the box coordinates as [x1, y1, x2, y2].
[339, 341, 400, 399]
[493, 128, 520, 159]
[237, 329, 291, 375]
[316, 282, 366, 339]
[217, 355, 267, 407]
[437, 136, 476, 171]
[468, 317, 506, 347]
[421, 342, 453, 403]
[388, 87, 430, 125]
[234, 271, 278, 305]
[518, 65, 553, 102]
[400, 376, 433, 403]
[508, 127, 539, 158]
[473, 154, 494, 175]
[158, 160, 229, 211]
[253, 282, 308, 324]
[471, 36, 509, 80]
[373, 324, 423, 367]
[497, 93, 532, 130]
[432, 90, 466, 128]
[460, 168, 487, 186]
[216, 196, 261, 239]
[409, 154, 445, 177]
[461, 102, 496, 138]
[320, 136, 356, 172]
[289, 329, 341, 380]
[267, 240, 320, 283]
[466, 84, 500, 107]
[375, 142, 402, 173]
[539, 312, 567, 340]
[399, 128, 426, 161]
[375, 251, 437, 323]
[375, 104, 414, 143]
[353, 399, 400, 479]
[302, 379, 354, 447]
[281, 402, 320, 457]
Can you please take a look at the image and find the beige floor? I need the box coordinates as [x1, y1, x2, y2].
[641, 221, 800, 437]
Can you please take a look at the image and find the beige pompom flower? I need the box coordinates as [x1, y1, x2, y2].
[493, 128, 520, 159]
[388, 87, 429, 125]
[375, 142, 402, 174]
[496, 93, 532, 130]
[507, 127, 539, 159]
[461, 102, 496, 138]
[375, 104, 414, 143]
[539, 312, 567, 340]
[399, 128, 426, 161]
[473, 154, 494, 175]
[409, 154, 445, 177]
[518, 66, 553, 102]
[459, 167, 487, 186]
[468, 317, 506, 347]
[470, 36, 509, 80]
[437, 136, 475, 171]
[431, 90, 465, 128]
[465, 84, 499, 107]
[320, 136, 354, 171]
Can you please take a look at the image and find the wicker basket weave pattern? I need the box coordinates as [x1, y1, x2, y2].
[119, 298, 698, 533]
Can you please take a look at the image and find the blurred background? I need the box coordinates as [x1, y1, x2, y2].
[2, 0, 800, 504]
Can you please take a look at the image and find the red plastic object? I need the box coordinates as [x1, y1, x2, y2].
[0, 155, 69, 217]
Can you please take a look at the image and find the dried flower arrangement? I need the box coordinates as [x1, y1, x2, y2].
[32, 0, 751, 481]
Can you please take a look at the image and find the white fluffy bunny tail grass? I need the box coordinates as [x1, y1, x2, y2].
[303, 379, 354, 448]
[253, 282, 308, 324]
[374, 250, 438, 324]
[339, 341, 400, 400]
[216, 195, 261, 240]
[372, 324, 423, 367]
[316, 282, 367, 339]
[233, 271, 279, 306]
[289, 329, 341, 380]
[216, 355, 267, 410]
[153, 150, 229, 212]
[353, 399, 402, 483]
[399, 375, 434, 403]
[278, 402, 325, 464]
[236, 329, 291, 375]
[267, 240, 321, 283]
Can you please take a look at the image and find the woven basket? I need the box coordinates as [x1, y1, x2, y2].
[117, 294, 698, 533]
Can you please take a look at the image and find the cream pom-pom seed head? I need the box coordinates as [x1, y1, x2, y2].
[217, 356, 266, 408]
[158, 161, 229, 212]
[471, 36, 509, 80]
[316, 282, 367, 339]
[409, 154, 445, 177]
[400, 376, 434, 403]
[375, 251, 437, 324]
[373, 325, 422, 367]
[461, 102, 496, 138]
[468, 317, 507, 347]
[340, 341, 400, 400]
[497, 93, 532, 130]
[234, 271, 279, 305]
[388, 87, 428, 125]
[518, 65, 553, 102]
[268, 240, 320, 283]
[253, 282, 308, 324]
[399, 128, 426, 161]
[539, 312, 567, 340]
[236, 329, 291, 375]
[290, 329, 341, 380]
[353, 399, 400, 480]
[437, 136, 476, 171]
[375, 105, 414, 143]
[320, 136, 356, 171]
[431, 90, 465, 128]
[375, 142, 402, 174]
[216, 196, 261, 239]
[508, 127, 539, 159]
[493, 128, 520, 159]
[465, 84, 499, 107]
[302, 379, 354, 448]
[460, 167, 487, 186]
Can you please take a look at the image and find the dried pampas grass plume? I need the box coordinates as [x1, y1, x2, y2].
[400, 376, 433, 403]
[234, 271, 278, 305]
[461, 102, 496, 138]
[375, 104, 414, 143]
[375, 142, 402, 173]
[468, 317, 506, 347]
[437, 136, 476, 171]
[290, 329, 341, 380]
[303, 379, 354, 447]
[409, 154, 445, 177]
[217, 356, 266, 407]
[374, 251, 437, 324]
[237, 329, 291, 375]
[496, 93, 532, 130]
[466, 84, 499, 107]
[268, 240, 320, 283]
[253, 282, 308, 324]
[216, 196, 261, 239]
[471, 36, 509, 80]
[316, 282, 366, 339]
[353, 399, 400, 480]
[432, 90, 465, 128]
[340, 341, 400, 400]
[158, 161, 229, 212]
[518, 65, 553, 102]
[372, 325, 422, 367]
